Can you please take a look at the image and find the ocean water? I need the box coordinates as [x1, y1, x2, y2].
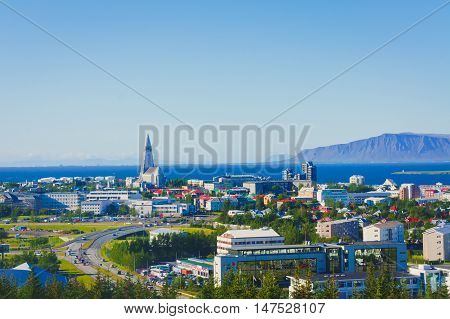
[0, 163, 449, 185]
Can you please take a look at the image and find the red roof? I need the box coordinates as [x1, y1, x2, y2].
[405, 217, 420, 223]
[277, 198, 296, 203]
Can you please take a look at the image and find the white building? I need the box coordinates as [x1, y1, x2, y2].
[349, 175, 365, 185]
[364, 196, 391, 206]
[81, 200, 112, 215]
[363, 221, 404, 243]
[39, 192, 86, 211]
[216, 227, 284, 255]
[86, 190, 141, 201]
[381, 179, 398, 191]
[317, 189, 349, 206]
[153, 203, 194, 218]
[423, 225, 450, 262]
[127, 200, 153, 217]
[37, 177, 56, 184]
[348, 191, 391, 205]
[187, 179, 205, 187]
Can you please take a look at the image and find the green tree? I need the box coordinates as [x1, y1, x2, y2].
[255, 197, 264, 210]
[319, 277, 339, 299]
[161, 280, 178, 298]
[363, 264, 377, 298]
[45, 279, 65, 299]
[257, 272, 282, 299]
[0, 228, 8, 241]
[433, 282, 449, 299]
[19, 271, 43, 298]
[0, 274, 18, 298]
[375, 266, 392, 298]
[37, 252, 60, 273]
[91, 275, 114, 299]
[199, 277, 216, 299]
[65, 278, 90, 299]
[290, 266, 314, 299]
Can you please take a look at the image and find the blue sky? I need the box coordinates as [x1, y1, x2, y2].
[0, 0, 449, 165]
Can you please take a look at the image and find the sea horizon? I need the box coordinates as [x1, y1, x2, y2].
[1, 162, 450, 185]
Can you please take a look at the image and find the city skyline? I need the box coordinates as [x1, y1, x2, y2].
[0, 0, 449, 165]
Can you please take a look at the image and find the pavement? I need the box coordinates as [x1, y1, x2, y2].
[59, 225, 146, 279]
[57, 223, 194, 298]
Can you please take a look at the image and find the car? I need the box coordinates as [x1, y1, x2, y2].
[81, 236, 87, 240]
[112, 233, 117, 237]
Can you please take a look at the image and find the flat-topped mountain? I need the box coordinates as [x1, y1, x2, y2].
[294, 133, 450, 163]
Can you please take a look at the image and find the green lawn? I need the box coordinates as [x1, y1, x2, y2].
[58, 258, 95, 287]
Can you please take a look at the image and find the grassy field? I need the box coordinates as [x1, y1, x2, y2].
[96, 265, 123, 282]
[1, 235, 69, 250]
[0, 222, 124, 234]
[169, 226, 215, 235]
[58, 258, 95, 287]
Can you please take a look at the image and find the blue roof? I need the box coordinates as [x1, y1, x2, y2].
[0, 265, 68, 287]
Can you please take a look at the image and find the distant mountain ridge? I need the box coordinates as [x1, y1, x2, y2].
[292, 133, 450, 163]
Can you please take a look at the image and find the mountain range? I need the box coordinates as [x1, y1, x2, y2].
[288, 133, 450, 163]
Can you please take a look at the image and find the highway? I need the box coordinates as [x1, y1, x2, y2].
[61, 225, 146, 279]
[59, 223, 193, 298]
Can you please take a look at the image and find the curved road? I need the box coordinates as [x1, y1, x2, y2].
[60, 225, 146, 279]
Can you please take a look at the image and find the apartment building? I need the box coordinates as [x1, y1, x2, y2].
[423, 225, 450, 262]
[399, 183, 420, 200]
[316, 218, 360, 240]
[216, 227, 284, 255]
[349, 175, 365, 185]
[363, 221, 404, 243]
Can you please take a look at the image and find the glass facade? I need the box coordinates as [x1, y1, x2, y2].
[237, 258, 316, 279]
[325, 248, 341, 273]
[354, 248, 397, 272]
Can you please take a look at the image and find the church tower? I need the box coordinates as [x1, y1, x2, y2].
[140, 134, 155, 175]
[139, 134, 165, 187]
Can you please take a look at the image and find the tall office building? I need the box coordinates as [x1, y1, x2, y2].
[301, 161, 317, 183]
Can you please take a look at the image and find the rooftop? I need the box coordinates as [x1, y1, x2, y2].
[318, 218, 358, 225]
[290, 271, 417, 282]
[423, 224, 450, 235]
[219, 227, 281, 239]
[368, 221, 403, 229]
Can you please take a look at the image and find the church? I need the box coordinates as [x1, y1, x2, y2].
[139, 134, 165, 188]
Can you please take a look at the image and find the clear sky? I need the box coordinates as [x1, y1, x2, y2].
[0, 0, 449, 166]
